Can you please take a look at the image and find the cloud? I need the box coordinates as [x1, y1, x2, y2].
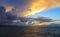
[0, 0, 31, 17]
[0, 0, 60, 17]
[35, 17, 53, 22]
[22, 0, 60, 16]
[5, 6, 13, 12]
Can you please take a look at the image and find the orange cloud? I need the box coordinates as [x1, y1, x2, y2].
[22, 0, 60, 17]
[5, 6, 13, 12]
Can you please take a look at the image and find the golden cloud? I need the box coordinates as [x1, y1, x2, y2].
[22, 0, 60, 16]
[5, 6, 13, 12]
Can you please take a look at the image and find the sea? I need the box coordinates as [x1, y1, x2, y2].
[0, 24, 60, 37]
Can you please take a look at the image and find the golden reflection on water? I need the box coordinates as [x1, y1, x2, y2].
[18, 26, 50, 37]
[19, 26, 60, 37]
[0, 26, 60, 37]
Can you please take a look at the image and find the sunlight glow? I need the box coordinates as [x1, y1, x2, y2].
[5, 6, 13, 12]
[22, 0, 60, 17]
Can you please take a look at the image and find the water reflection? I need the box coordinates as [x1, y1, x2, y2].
[0, 26, 60, 37]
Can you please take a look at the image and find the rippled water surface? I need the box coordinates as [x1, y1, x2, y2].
[0, 26, 60, 37]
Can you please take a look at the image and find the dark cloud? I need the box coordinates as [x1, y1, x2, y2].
[36, 17, 53, 22]
[17, 17, 53, 23]
[0, 0, 31, 17]
[0, 6, 17, 25]
[0, 0, 31, 10]
[0, 0, 30, 6]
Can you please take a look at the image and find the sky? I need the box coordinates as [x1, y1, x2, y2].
[0, 0, 60, 19]
[28, 7, 60, 20]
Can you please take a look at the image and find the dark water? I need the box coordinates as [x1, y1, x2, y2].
[0, 26, 60, 37]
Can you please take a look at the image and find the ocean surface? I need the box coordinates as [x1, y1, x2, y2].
[0, 24, 60, 37]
